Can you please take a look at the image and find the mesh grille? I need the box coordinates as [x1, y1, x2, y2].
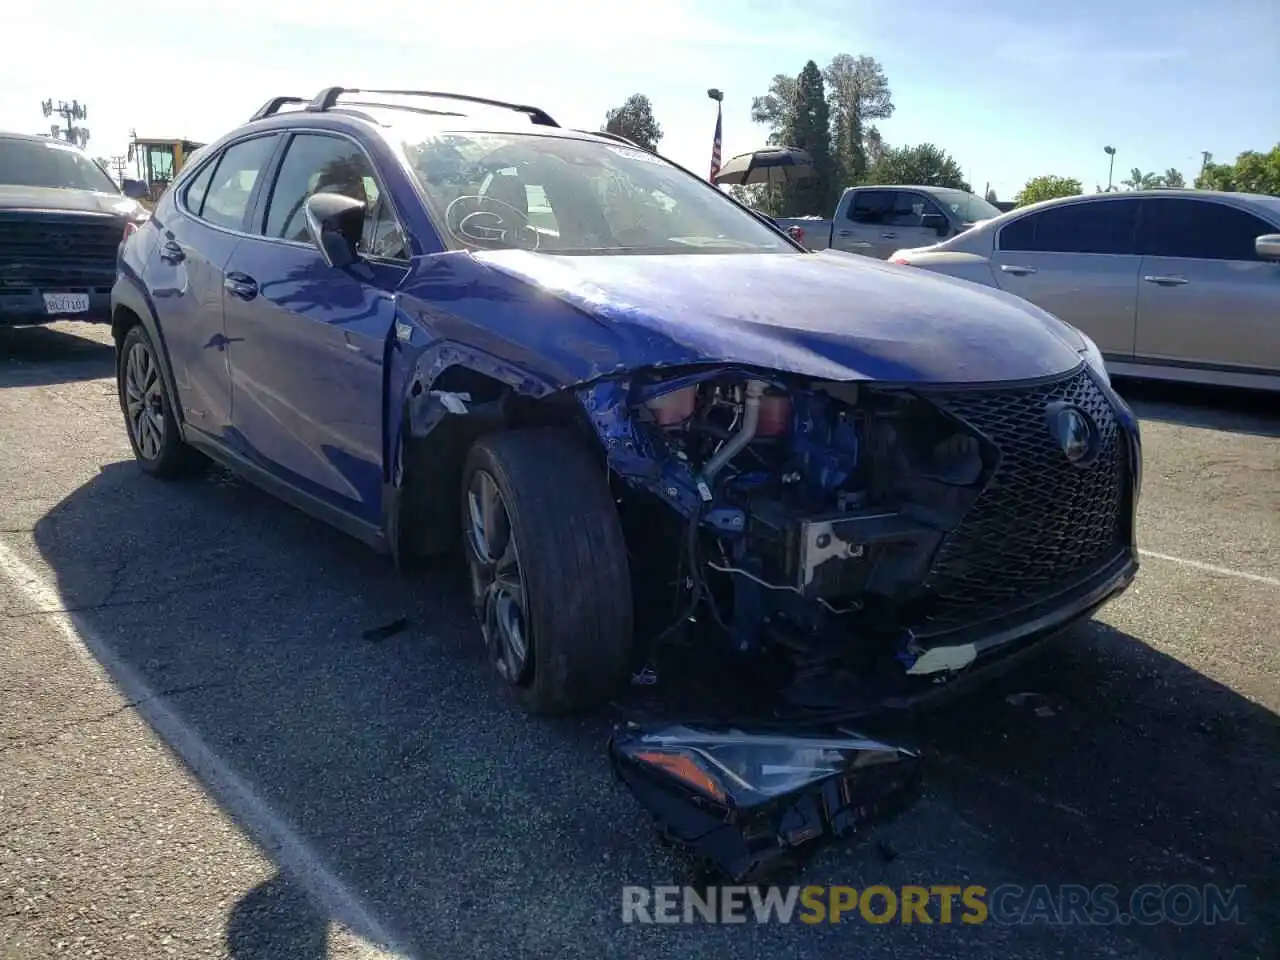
[916, 366, 1128, 632]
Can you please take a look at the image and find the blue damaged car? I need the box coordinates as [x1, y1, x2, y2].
[111, 88, 1141, 716]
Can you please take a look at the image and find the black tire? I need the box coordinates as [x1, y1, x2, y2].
[117, 323, 206, 479]
[461, 428, 633, 715]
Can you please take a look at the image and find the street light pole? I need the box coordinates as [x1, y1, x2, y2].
[1104, 145, 1116, 192]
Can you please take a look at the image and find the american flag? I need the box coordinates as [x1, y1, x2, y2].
[709, 103, 722, 181]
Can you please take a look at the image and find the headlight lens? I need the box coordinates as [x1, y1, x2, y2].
[1077, 331, 1109, 386]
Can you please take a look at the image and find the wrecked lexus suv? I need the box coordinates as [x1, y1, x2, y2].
[112, 87, 1141, 716]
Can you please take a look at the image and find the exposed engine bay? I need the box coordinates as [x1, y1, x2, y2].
[578, 363, 1129, 716]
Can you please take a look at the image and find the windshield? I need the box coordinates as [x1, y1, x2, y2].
[930, 189, 1001, 224]
[400, 130, 797, 255]
[0, 138, 119, 193]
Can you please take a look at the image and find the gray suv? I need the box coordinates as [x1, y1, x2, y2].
[891, 191, 1280, 391]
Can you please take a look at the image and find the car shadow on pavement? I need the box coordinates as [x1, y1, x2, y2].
[29, 458, 1280, 960]
[0, 322, 115, 387]
[1117, 378, 1280, 438]
[226, 873, 329, 960]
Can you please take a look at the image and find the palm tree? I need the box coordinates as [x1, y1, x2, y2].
[1121, 167, 1164, 190]
[1162, 168, 1186, 189]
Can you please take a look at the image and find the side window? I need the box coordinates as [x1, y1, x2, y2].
[887, 192, 943, 228]
[998, 200, 1138, 255]
[1138, 198, 1274, 261]
[263, 134, 407, 259]
[847, 190, 896, 225]
[198, 135, 279, 231]
[183, 160, 216, 217]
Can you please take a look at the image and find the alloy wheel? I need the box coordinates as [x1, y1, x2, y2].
[464, 470, 530, 683]
[124, 340, 165, 460]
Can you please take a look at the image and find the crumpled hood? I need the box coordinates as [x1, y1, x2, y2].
[0, 185, 140, 217]
[474, 248, 1085, 384]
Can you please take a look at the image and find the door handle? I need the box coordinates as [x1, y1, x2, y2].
[1143, 275, 1189, 286]
[836, 229, 854, 238]
[881, 232, 897, 239]
[1000, 264, 1037, 276]
[159, 240, 185, 264]
[223, 272, 259, 301]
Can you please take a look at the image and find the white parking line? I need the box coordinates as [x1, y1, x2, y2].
[1139, 549, 1280, 588]
[0, 540, 412, 960]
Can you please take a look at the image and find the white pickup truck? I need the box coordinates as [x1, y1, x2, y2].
[775, 185, 1002, 259]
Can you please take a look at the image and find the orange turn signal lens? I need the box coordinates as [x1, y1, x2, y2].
[635, 750, 727, 802]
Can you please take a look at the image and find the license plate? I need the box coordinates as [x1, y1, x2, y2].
[42, 293, 90, 315]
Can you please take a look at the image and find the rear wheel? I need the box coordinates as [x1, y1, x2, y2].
[117, 323, 205, 478]
[461, 428, 633, 715]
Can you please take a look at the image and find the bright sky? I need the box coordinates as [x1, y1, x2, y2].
[3, 0, 1276, 201]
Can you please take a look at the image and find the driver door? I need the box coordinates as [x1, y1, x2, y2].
[221, 131, 410, 526]
[881, 191, 946, 257]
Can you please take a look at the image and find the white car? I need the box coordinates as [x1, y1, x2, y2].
[890, 190, 1280, 391]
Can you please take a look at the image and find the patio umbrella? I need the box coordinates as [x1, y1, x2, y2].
[712, 147, 813, 187]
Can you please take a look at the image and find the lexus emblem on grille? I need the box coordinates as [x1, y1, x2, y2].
[46, 232, 74, 252]
[1046, 402, 1098, 465]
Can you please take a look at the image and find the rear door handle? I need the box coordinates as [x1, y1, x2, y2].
[159, 240, 185, 264]
[223, 272, 259, 301]
[881, 232, 897, 239]
[1143, 275, 1189, 286]
[836, 229, 855, 238]
[1000, 264, 1037, 276]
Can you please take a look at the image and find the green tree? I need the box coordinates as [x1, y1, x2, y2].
[865, 125, 887, 166]
[1162, 168, 1186, 188]
[1195, 145, 1280, 195]
[749, 74, 798, 146]
[1014, 175, 1083, 206]
[779, 61, 834, 215]
[865, 143, 970, 191]
[985, 188, 999, 203]
[822, 54, 894, 188]
[602, 94, 663, 151]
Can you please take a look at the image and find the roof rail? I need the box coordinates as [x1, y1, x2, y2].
[588, 130, 649, 151]
[249, 96, 308, 122]
[304, 87, 559, 127]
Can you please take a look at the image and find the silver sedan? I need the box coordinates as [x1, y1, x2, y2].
[891, 190, 1280, 391]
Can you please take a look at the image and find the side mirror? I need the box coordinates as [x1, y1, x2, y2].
[920, 212, 948, 236]
[304, 192, 365, 269]
[1256, 234, 1280, 261]
[121, 178, 149, 200]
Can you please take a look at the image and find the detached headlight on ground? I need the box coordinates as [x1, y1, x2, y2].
[1078, 331, 1110, 385]
[610, 723, 921, 882]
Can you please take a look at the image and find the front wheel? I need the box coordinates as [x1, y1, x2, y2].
[461, 428, 633, 715]
[117, 323, 206, 478]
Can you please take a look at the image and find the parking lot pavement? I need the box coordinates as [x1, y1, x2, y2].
[2, 321, 1277, 960]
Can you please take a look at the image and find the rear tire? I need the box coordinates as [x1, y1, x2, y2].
[117, 323, 206, 479]
[461, 428, 633, 715]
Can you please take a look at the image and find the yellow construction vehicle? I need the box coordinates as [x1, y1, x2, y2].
[127, 132, 206, 207]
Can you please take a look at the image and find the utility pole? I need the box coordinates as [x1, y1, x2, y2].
[41, 98, 90, 148]
[1199, 151, 1212, 181]
[1103, 145, 1117, 192]
[109, 155, 128, 183]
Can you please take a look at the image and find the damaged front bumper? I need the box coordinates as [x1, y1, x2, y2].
[581, 361, 1142, 719]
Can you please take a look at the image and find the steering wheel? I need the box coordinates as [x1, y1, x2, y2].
[444, 194, 541, 251]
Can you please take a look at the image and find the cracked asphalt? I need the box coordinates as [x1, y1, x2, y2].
[2, 321, 1277, 960]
